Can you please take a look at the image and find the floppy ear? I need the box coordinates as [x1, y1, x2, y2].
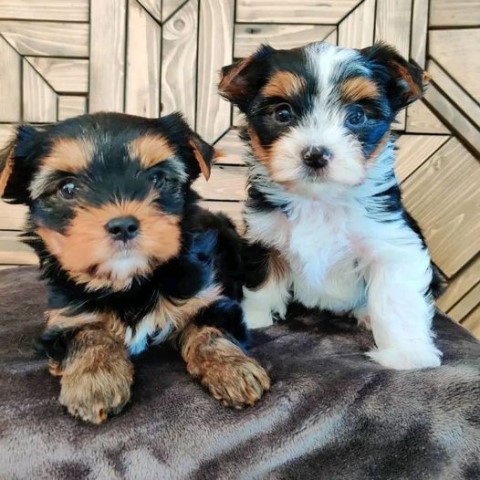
[188, 132, 219, 181]
[0, 125, 38, 203]
[360, 42, 427, 111]
[218, 44, 276, 111]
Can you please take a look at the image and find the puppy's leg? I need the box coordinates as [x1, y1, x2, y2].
[180, 299, 270, 408]
[243, 246, 291, 328]
[365, 246, 441, 370]
[38, 312, 133, 424]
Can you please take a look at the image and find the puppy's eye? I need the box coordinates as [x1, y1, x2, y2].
[149, 171, 167, 189]
[273, 103, 294, 125]
[58, 178, 78, 200]
[345, 107, 367, 128]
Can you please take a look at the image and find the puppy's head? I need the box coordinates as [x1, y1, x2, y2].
[219, 42, 426, 190]
[0, 112, 216, 290]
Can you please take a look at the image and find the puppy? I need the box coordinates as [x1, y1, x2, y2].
[0, 112, 269, 423]
[219, 42, 442, 370]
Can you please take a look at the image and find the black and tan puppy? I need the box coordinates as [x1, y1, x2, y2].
[0, 112, 269, 424]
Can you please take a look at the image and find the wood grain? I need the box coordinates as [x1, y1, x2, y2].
[424, 84, 480, 155]
[0, 125, 14, 145]
[163, 0, 187, 21]
[214, 129, 246, 165]
[26, 57, 88, 93]
[137, 0, 162, 22]
[161, 0, 198, 127]
[429, 29, 480, 102]
[428, 59, 480, 130]
[89, 0, 126, 112]
[196, 0, 234, 143]
[375, 0, 413, 129]
[338, 0, 375, 49]
[22, 58, 57, 123]
[448, 282, 480, 322]
[0, 201, 27, 231]
[395, 134, 450, 182]
[234, 24, 335, 58]
[58, 96, 87, 120]
[461, 304, 480, 339]
[437, 255, 480, 312]
[429, 0, 480, 27]
[406, 99, 450, 134]
[0, 231, 37, 266]
[0, 21, 88, 57]
[410, 0, 428, 68]
[402, 138, 480, 277]
[125, 0, 161, 117]
[193, 165, 247, 201]
[0, 35, 21, 122]
[236, 0, 362, 24]
[0, 0, 88, 22]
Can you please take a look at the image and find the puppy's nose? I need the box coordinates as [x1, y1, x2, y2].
[105, 216, 139, 242]
[302, 147, 332, 169]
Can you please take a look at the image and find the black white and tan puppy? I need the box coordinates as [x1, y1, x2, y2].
[0, 112, 269, 423]
[219, 41, 442, 370]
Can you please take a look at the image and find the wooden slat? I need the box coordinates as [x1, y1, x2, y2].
[193, 165, 247, 201]
[410, 0, 428, 68]
[161, 0, 198, 127]
[338, 0, 375, 49]
[163, 0, 186, 21]
[196, 0, 234, 143]
[26, 57, 88, 93]
[437, 255, 480, 312]
[0, 35, 20, 122]
[199, 201, 244, 231]
[402, 138, 480, 277]
[0, 125, 14, 144]
[324, 29, 338, 46]
[428, 59, 480, 129]
[89, 0, 126, 112]
[234, 24, 335, 59]
[58, 96, 87, 120]
[375, 0, 413, 129]
[0, 21, 88, 57]
[137, 0, 162, 22]
[214, 129, 246, 165]
[0, 231, 37, 266]
[406, 99, 450, 134]
[22, 59, 57, 123]
[0, 0, 89, 22]
[449, 282, 480, 323]
[395, 134, 450, 182]
[429, 29, 480, 102]
[236, 0, 361, 24]
[424, 83, 480, 154]
[0, 201, 27, 231]
[429, 0, 480, 27]
[125, 0, 161, 117]
[461, 304, 480, 340]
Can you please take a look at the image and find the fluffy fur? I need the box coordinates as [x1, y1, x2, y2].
[219, 41, 443, 370]
[0, 112, 269, 423]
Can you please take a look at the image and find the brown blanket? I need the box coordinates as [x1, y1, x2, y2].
[0, 267, 479, 479]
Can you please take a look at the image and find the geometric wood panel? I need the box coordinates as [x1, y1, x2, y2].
[0, 0, 479, 336]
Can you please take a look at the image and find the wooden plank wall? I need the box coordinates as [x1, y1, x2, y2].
[0, 0, 479, 337]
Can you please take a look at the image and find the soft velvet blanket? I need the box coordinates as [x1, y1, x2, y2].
[0, 267, 479, 479]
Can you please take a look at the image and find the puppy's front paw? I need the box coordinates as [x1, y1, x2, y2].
[367, 345, 442, 370]
[190, 353, 270, 408]
[59, 360, 133, 424]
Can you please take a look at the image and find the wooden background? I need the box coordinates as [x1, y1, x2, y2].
[0, 0, 479, 337]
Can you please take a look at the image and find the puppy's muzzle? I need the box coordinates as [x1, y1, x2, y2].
[105, 216, 140, 242]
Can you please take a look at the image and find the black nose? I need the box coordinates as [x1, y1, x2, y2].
[302, 147, 332, 169]
[105, 216, 139, 242]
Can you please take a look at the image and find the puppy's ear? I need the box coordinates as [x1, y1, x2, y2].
[188, 132, 219, 181]
[218, 44, 276, 111]
[360, 42, 427, 111]
[0, 125, 38, 203]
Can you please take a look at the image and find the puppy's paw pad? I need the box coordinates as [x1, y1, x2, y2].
[200, 356, 270, 408]
[367, 346, 442, 370]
